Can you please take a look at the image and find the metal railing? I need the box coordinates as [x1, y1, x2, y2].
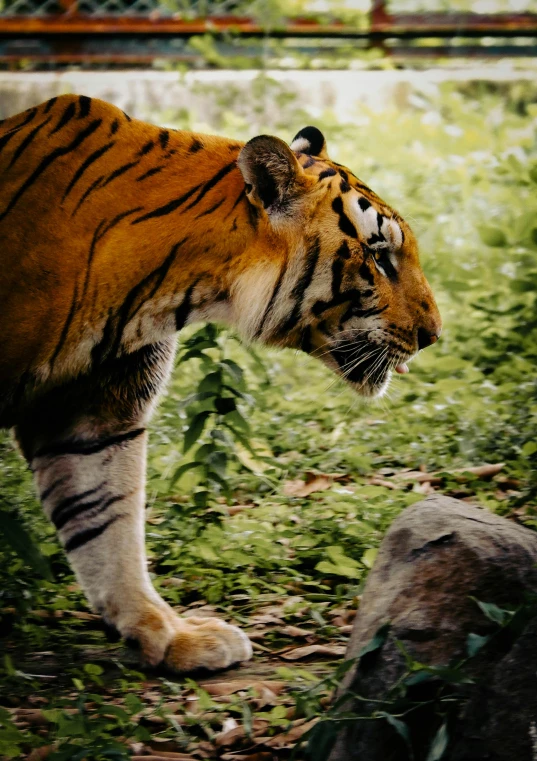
[0, 0, 535, 65]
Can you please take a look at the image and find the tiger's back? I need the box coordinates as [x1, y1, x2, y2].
[0, 94, 251, 418]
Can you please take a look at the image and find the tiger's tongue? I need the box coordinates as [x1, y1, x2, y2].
[395, 363, 409, 375]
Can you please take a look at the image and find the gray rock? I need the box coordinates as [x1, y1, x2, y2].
[326, 495, 537, 761]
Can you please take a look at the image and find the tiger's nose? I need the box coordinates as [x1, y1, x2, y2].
[417, 327, 440, 351]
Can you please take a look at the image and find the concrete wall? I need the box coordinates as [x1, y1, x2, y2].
[0, 67, 534, 126]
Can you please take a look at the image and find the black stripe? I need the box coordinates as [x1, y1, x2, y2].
[358, 197, 371, 211]
[51, 486, 103, 529]
[43, 97, 57, 114]
[318, 169, 336, 180]
[98, 160, 140, 190]
[65, 515, 121, 553]
[183, 162, 235, 213]
[7, 116, 52, 169]
[279, 237, 321, 334]
[225, 187, 246, 218]
[62, 141, 115, 202]
[138, 140, 154, 156]
[123, 111, 132, 122]
[109, 119, 120, 136]
[196, 197, 225, 218]
[300, 325, 312, 353]
[113, 237, 188, 356]
[332, 196, 357, 239]
[54, 498, 103, 530]
[71, 174, 105, 216]
[54, 493, 125, 532]
[50, 101, 77, 136]
[340, 178, 351, 193]
[131, 182, 203, 225]
[331, 257, 345, 300]
[99, 207, 144, 238]
[0, 119, 102, 223]
[0, 108, 38, 153]
[78, 96, 91, 119]
[41, 476, 68, 502]
[189, 138, 203, 153]
[246, 199, 260, 231]
[49, 282, 79, 369]
[337, 240, 351, 259]
[312, 287, 363, 317]
[136, 166, 163, 182]
[175, 280, 198, 330]
[35, 428, 145, 459]
[255, 260, 286, 337]
[79, 220, 106, 305]
[159, 130, 170, 150]
[91, 310, 114, 366]
[359, 260, 375, 286]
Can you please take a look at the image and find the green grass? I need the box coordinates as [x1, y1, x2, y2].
[1, 77, 536, 759]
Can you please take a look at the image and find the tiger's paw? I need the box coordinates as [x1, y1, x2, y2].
[165, 616, 253, 672]
[133, 608, 253, 672]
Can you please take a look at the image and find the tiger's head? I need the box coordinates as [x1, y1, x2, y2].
[236, 126, 441, 397]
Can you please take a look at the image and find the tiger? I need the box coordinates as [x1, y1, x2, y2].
[0, 94, 441, 673]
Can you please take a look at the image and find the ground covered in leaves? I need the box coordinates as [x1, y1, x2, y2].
[1, 77, 537, 760]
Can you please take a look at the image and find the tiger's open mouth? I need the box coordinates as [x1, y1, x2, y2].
[329, 341, 412, 397]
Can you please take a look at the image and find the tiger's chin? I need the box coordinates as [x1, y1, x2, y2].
[320, 343, 398, 399]
[348, 370, 392, 399]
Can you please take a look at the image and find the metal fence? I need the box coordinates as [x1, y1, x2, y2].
[0, 0, 535, 65]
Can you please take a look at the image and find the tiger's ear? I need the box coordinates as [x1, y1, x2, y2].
[290, 126, 329, 159]
[237, 135, 305, 216]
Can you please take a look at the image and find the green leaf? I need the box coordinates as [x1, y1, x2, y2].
[170, 461, 201, 488]
[426, 721, 449, 761]
[474, 599, 511, 626]
[361, 547, 378, 568]
[183, 411, 212, 453]
[220, 358, 244, 385]
[522, 441, 537, 457]
[0, 505, 53, 581]
[467, 632, 491, 657]
[529, 165, 537, 184]
[315, 560, 361, 579]
[198, 372, 222, 395]
[478, 225, 507, 247]
[359, 623, 390, 658]
[124, 694, 144, 715]
[378, 712, 413, 759]
[207, 450, 227, 478]
[224, 409, 250, 432]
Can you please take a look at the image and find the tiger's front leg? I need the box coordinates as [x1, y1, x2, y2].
[16, 346, 252, 672]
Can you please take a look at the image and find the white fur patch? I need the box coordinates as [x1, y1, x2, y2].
[290, 136, 311, 154]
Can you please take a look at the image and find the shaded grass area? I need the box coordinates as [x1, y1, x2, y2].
[1, 78, 537, 759]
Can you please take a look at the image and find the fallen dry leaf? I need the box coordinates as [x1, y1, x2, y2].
[221, 753, 274, 761]
[280, 644, 346, 660]
[203, 680, 286, 697]
[367, 477, 401, 490]
[283, 475, 332, 498]
[215, 719, 270, 747]
[398, 463, 505, 484]
[283, 471, 348, 498]
[279, 625, 314, 638]
[261, 717, 319, 747]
